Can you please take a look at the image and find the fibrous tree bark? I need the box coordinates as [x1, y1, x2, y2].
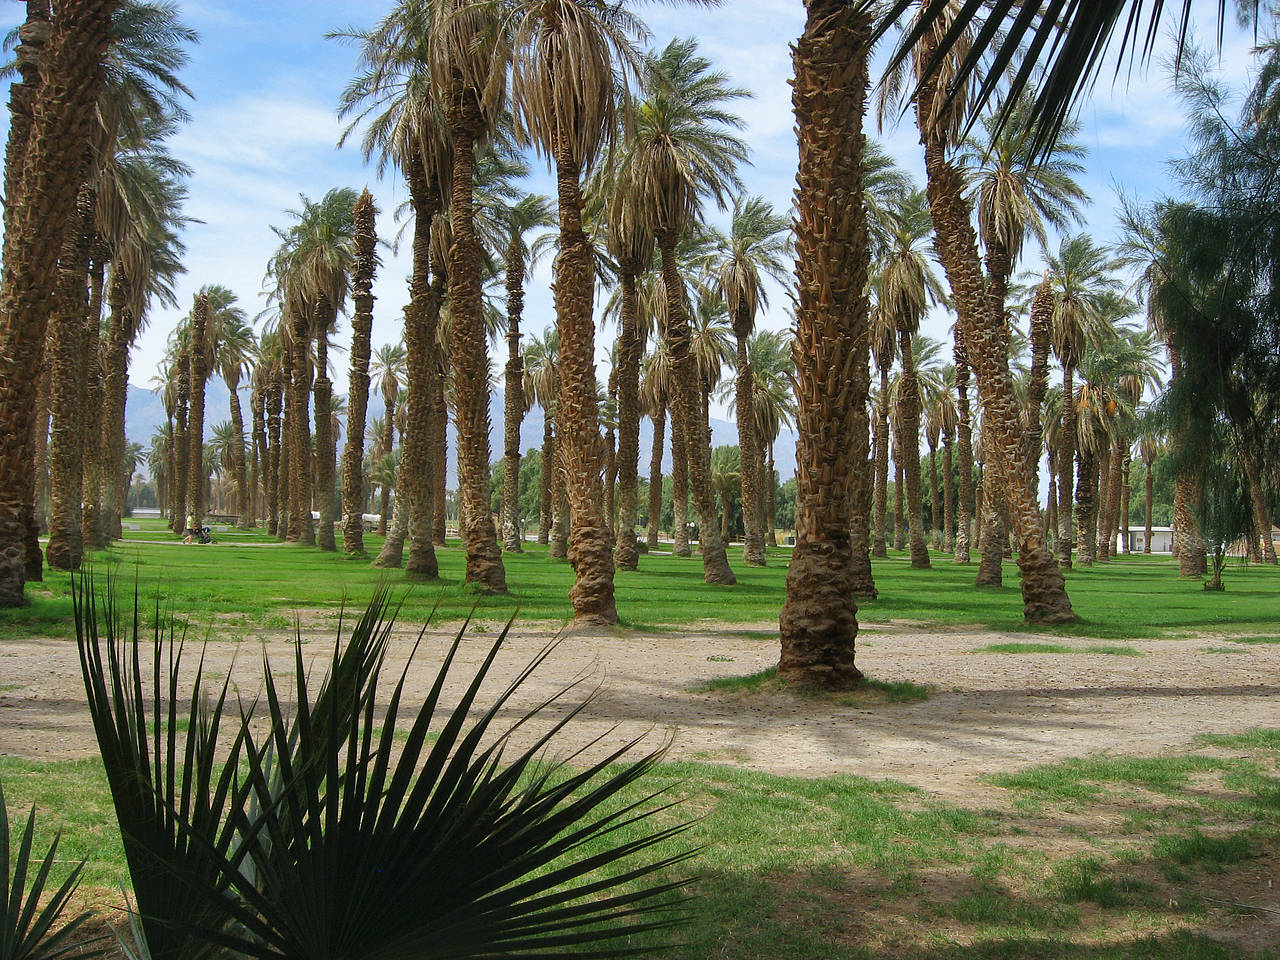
[100, 268, 131, 541]
[614, 270, 644, 571]
[401, 160, 442, 580]
[646, 402, 665, 551]
[670, 409, 690, 557]
[81, 251, 107, 549]
[658, 238, 735, 585]
[551, 134, 615, 620]
[342, 189, 377, 555]
[185, 292, 210, 531]
[45, 183, 95, 570]
[778, 0, 873, 689]
[1, 0, 116, 603]
[445, 94, 506, 594]
[915, 21, 1073, 622]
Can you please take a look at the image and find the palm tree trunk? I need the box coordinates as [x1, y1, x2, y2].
[373, 450, 408, 569]
[976, 470, 1003, 587]
[615, 271, 644, 570]
[1097, 441, 1112, 561]
[342, 189, 377, 554]
[33, 365, 50, 545]
[266, 372, 282, 536]
[849, 397, 877, 599]
[1074, 449, 1098, 566]
[549, 133, 615, 619]
[897, 330, 930, 568]
[1056, 368, 1076, 567]
[250, 387, 266, 527]
[927, 442, 941, 549]
[81, 252, 107, 549]
[943, 434, 955, 552]
[402, 161, 442, 580]
[646, 403, 665, 551]
[953, 346, 975, 563]
[229, 384, 250, 530]
[186, 293, 211, 535]
[766, 442, 778, 547]
[501, 232, 525, 554]
[377, 398, 394, 536]
[892, 454, 905, 550]
[1046, 465, 1057, 550]
[286, 306, 315, 544]
[1143, 460, 1153, 553]
[917, 54, 1073, 623]
[1026, 279, 1053, 499]
[46, 183, 96, 570]
[1244, 457, 1276, 563]
[733, 314, 765, 566]
[777, 0, 872, 689]
[314, 312, 337, 551]
[1120, 453, 1131, 554]
[1174, 472, 1206, 576]
[872, 369, 890, 557]
[670, 387, 691, 557]
[100, 271, 131, 541]
[539, 415, 553, 544]
[172, 355, 189, 534]
[550, 432, 568, 560]
[432, 357, 447, 546]
[0, 0, 115, 604]
[658, 237, 735, 585]
[1102, 438, 1124, 561]
[446, 114, 506, 593]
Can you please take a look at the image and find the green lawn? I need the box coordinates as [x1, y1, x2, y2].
[5, 517, 1277, 642]
[3, 730, 1278, 959]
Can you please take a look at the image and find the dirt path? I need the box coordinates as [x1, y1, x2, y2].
[2, 618, 1274, 805]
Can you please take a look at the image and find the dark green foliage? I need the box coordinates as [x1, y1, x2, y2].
[0, 784, 98, 960]
[75, 578, 694, 960]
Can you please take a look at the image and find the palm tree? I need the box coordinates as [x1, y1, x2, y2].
[957, 94, 1087, 328]
[335, 0, 452, 576]
[869, 302, 895, 561]
[715, 195, 789, 566]
[777, 1, 878, 687]
[183, 291, 212, 533]
[370, 343, 408, 534]
[497, 193, 555, 554]
[749, 330, 795, 547]
[215, 307, 256, 527]
[640, 338, 671, 551]
[879, 4, 1074, 623]
[427, 0, 509, 595]
[522, 327, 559, 550]
[0, 1, 118, 603]
[880, 187, 943, 569]
[630, 37, 748, 586]
[341, 189, 379, 556]
[597, 163, 657, 572]
[272, 188, 358, 551]
[1044, 233, 1120, 567]
[505, 0, 666, 618]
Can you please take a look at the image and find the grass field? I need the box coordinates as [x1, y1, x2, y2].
[2, 730, 1277, 959]
[3, 520, 1278, 958]
[3, 517, 1278, 642]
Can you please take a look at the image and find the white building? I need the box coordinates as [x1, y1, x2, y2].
[1117, 526, 1174, 554]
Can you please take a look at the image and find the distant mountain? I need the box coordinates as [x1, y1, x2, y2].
[126, 381, 799, 486]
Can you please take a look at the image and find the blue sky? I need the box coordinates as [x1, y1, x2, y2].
[0, 2, 1262, 410]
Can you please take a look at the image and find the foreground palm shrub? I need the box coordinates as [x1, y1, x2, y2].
[75, 575, 693, 959]
[0, 782, 98, 960]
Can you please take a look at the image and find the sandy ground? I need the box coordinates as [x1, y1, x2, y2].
[1, 616, 1275, 804]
